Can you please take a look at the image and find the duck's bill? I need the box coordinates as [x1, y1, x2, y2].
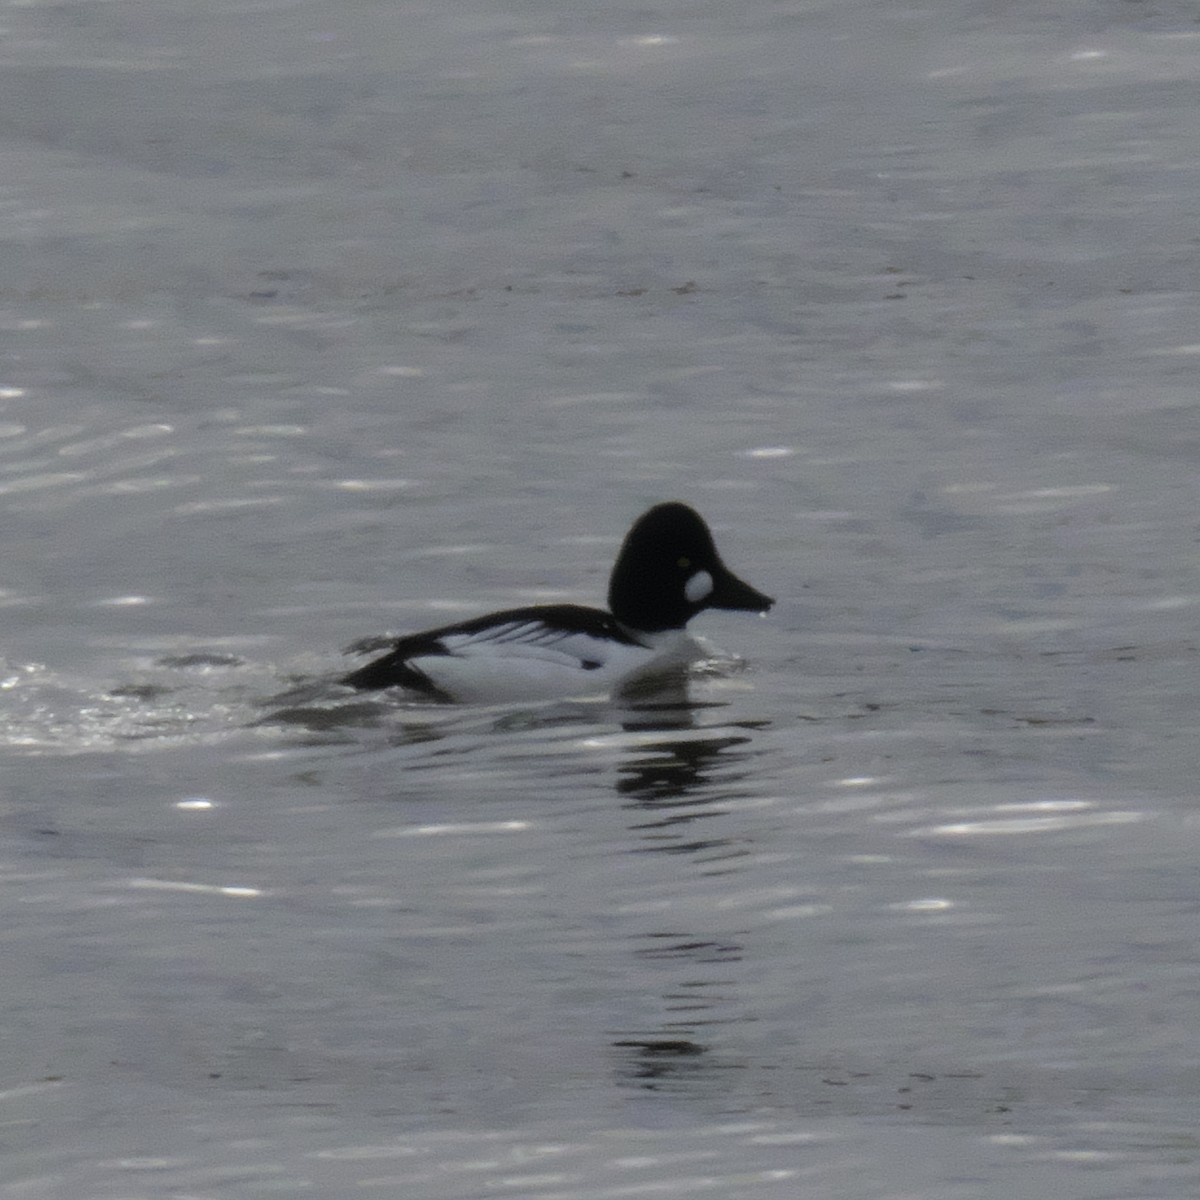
[711, 568, 774, 614]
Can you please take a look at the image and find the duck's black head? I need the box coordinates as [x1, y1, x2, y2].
[606, 501, 774, 633]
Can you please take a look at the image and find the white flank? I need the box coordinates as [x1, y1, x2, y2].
[415, 626, 701, 704]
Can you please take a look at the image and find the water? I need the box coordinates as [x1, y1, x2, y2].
[2, 0, 1199, 1195]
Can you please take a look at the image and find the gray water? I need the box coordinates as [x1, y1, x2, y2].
[2, 1, 1199, 1196]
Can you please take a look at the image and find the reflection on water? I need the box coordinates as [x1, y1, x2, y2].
[613, 931, 746, 1096]
[617, 724, 763, 859]
[604, 700, 768, 1101]
[261, 673, 784, 1108]
[611, 1035, 714, 1091]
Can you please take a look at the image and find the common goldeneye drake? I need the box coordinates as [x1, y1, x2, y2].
[340, 501, 773, 703]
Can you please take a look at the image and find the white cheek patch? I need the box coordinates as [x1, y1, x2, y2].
[685, 569, 714, 604]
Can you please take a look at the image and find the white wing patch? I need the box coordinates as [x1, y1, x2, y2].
[440, 621, 606, 666]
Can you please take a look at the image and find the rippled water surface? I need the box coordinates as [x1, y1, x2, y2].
[2, 0, 1199, 1196]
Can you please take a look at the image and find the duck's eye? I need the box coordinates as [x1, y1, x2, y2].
[677, 556, 691, 569]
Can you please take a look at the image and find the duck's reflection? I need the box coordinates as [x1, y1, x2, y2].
[610, 1035, 709, 1087]
[618, 734, 757, 860]
[613, 685, 768, 859]
[607, 686, 768, 1097]
[610, 929, 748, 1093]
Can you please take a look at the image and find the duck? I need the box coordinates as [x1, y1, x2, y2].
[340, 501, 773, 703]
